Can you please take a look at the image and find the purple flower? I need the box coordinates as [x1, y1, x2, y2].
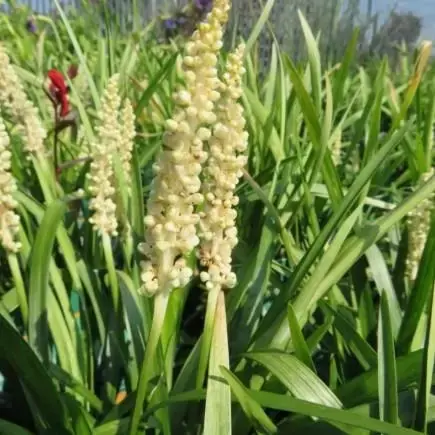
[25, 16, 37, 34]
[194, 0, 212, 12]
[163, 18, 177, 30]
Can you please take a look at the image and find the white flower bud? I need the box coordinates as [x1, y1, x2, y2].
[165, 119, 179, 131]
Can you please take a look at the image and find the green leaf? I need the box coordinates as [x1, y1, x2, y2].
[245, 351, 342, 408]
[322, 303, 377, 370]
[291, 174, 435, 354]
[197, 288, 220, 390]
[336, 351, 422, 408]
[134, 53, 178, 117]
[250, 391, 422, 435]
[255, 122, 410, 349]
[332, 28, 359, 107]
[48, 364, 103, 413]
[378, 292, 399, 424]
[61, 393, 94, 435]
[244, 0, 276, 55]
[366, 245, 402, 337]
[220, 367, 277, 434]
[204, 292, 231, 435]
[0, 419, 34, 435]
[0, 315, 71, 433]
[291, 206, 361, 328]
[242, 88, 285, 162]
[298, 10, 322, 112]
[28, 199, 66, 363]
[95, 418, 146, 435]
[287, 304, 316, 373]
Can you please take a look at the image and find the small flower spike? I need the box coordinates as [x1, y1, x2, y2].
[88, 74, 122, 236]
[0, 44, 46, 156]
[198, 43, 248, 292]
[0, 117, 21, 253]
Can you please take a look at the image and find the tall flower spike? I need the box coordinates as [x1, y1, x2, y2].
[118, 98, 135, 195]
[0, 44, 46, 156]
[88, 74, 121, 236]
[198, 43, 248, 292]
[0, 117, 21, 253]
[138, 0, 230, 296]
[406, 168, 434, 281]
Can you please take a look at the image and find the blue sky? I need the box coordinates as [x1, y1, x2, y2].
[360, 0, 435, 41]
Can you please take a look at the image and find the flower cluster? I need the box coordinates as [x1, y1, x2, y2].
[0, 117, 21, 253]
[0, 43, 46, 156]
[198, 43, 247, 292]
[88, 74, 122, 236]
[406, 168, 434, 281]
[139, 0, 231, 296]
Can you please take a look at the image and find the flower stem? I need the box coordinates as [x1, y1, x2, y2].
[7, 253, 28, 328]
[129, 291, 169, 435]
[102, 232, 119, 314]
[54, 109, 59, 174]
[204, 290, 231, 434]
[196, 286, 220, 389]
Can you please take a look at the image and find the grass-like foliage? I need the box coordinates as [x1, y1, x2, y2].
[0, 1, 435, 434]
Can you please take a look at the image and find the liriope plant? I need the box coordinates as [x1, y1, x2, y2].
[3, 1, 435, 434]
[130, 0, 245, 432]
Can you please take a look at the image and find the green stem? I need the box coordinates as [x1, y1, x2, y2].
[129, 291, 170, 435]
[32, 154, 59, 201]
[204, 290, 231, 434]
[196, 286, 220, 389]
[53, 108, 60, 174]
[102, 232, 119, 314]
[7, 253, 28, 328]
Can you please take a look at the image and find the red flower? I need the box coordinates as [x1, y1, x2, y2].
[48, 69, 70, 117]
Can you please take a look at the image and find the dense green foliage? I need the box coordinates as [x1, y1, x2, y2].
[0, 1, 435, 434]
